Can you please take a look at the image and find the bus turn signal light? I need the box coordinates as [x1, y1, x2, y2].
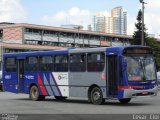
[118, 86, 144, 90]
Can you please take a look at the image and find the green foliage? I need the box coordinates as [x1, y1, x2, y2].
[132, 10, 160, 71]
[132, 10, 147, 45]
[146, 37, 160, 71]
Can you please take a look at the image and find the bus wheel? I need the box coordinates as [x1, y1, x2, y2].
[119, 98, 131, 104]
[55, 96, 67, 100]
[30, 85, 42, 101]
[90, 87, 105, 105]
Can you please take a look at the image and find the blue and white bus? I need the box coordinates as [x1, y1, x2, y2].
[2, 46, 158, 105]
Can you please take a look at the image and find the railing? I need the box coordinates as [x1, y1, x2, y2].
[59, 37, 74, 43]
[24, 33, 41, 41]
[43, 35, 58, 42]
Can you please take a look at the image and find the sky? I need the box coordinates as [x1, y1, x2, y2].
[0, 0, 160, 36]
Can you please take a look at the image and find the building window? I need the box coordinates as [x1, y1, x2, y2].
[44, 30, 58, 36]
[25, 28, 41, 35]
[26, 56, 38, 72]
[5, 57, 17, 72]
[4, 49, 26, 53]
[54, 55, 68, 72]
[39, 56, 53, 71]
[70, 54, 86, 72]
[25, 40, 38, 45]
[87, 53, 105, 72]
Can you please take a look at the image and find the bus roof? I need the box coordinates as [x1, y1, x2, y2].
[3, 49, 68, 57]
[3, 45, 151, 57]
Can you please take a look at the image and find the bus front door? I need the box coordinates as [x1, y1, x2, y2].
[17, 59, 25, 93]
[107, 55, 118, 97]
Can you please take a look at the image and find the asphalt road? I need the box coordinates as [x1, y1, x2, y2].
[0, 92, 160, 114]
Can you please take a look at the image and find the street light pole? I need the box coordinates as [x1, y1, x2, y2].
[140, 0, 147, 46]
[74, 26, 82, 48]
[142, 1, 144, 46]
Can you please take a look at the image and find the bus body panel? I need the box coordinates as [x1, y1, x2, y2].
[68, 48, 107, 98]
[52, 72, 69, 97]
[24, 71, 69, 96]
[25, 72, 46, 95]
[68, 72, 106, 98]
[3, 72, 18, 93]
[24, 72, 37, 94]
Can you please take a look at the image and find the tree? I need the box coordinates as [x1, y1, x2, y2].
[147, 37, 160, 71]
[132, 10, 147, 45]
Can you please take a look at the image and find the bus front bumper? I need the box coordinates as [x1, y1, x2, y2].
[123, 86, 158, 98]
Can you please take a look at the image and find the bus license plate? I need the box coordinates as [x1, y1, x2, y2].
[142, 91, 148, 95]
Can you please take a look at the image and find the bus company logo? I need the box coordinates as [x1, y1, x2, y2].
[57, 74, 67, 80]
[58, 75, 61, 80]
[25, 75, 34, 80]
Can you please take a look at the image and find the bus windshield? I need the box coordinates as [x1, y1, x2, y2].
[125, 55, 156, 81]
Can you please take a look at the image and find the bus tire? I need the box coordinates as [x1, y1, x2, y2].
[30, 85, 43, 101]
[119, 98, 131, 104]
[90, 87, 105, 105]
[55, 96, 67, 100]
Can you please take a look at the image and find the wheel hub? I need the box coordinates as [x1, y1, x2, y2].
[93, 91, 100, 101]
[32, 89, 38, 98]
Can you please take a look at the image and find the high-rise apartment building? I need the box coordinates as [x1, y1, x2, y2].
[106, 17, 113, 34]
[122, 11, 127, 35]
[92, 13, 106, 33]
[107, 6, 127, 35]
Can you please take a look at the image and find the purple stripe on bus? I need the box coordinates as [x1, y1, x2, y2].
[51, 73, 62, 96]
[43, 74, 55, 96]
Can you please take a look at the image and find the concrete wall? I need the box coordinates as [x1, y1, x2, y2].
[3, 27, 23, 43]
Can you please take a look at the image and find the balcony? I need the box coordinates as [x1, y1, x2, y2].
[59, 37, 74, 43]
[89, 39, 100, 45]
[43, 35, 58, 42]
[24, 33, 41, 41]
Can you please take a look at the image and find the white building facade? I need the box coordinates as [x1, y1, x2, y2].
[107, 6, 127, 35]
[92, 13, 106, 33]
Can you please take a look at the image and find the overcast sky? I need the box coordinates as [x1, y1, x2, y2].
[0, 0, 160, 36]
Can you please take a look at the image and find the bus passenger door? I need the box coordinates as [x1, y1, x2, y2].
[17, 59, 25, 93]
[107, 55, 118, 97]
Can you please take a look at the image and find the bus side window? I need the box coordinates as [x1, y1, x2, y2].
[39, 56, 53, 71]
[70, 54, 86, 72]
[25, 56, 38, 72]
[5, 57, 17, 72]
[54, 55, 68, 72]
[87, 53, 105, 72]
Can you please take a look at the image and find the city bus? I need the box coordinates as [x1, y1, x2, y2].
[2, 46, 158, 105]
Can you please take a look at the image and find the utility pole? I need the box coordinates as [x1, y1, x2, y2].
[139, 0, 147, 46]
[74, 25, 82, 48]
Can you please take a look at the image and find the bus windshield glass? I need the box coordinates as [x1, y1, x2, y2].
[125, 54, 156, 81]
